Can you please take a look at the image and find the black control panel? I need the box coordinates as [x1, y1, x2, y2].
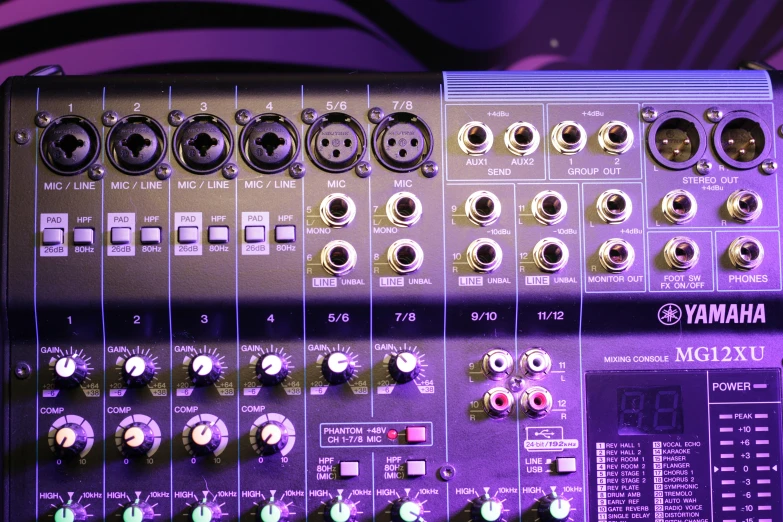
[0, 71, 781, 522]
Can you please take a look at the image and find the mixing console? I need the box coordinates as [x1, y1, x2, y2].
[0, 70, 781, 521]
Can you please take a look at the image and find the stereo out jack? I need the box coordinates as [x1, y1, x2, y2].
[520, 348, 552, 380]
[458, 122, 493, 155]
[663, 237, 700, 271]
[466, 238, 503, 273]
[483, 387, 515, 419]
[532, 238, 569, 273]
[596, 189, 632, 224]
[662, 189, 697, 225]
[532, 190, 568, 226]
[728, 236, 764, 271]
[727, 189, 763, 223]
[465, 190, 502, 226]
[598, 238, 635, 273]
[320, 193, 356, 228]
[551, 121, 586, 154]
[321, 240, 358, 276]
[520, 386, 553, 418]
[386, 192, 422, 227]
[387, 239, 424, 274]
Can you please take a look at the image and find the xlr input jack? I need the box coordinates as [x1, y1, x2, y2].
[483, 387, 515, 419]
[458, 122, 493, 155]
[532, 190, 568, 226]
[467, 238, 503, 273]
[532, 238, 569, 273]
[662, 189, 697, 225]
[596, 189, 632, 224]
[598, 121, 634, 155]
[520, 348, 552, 380]
[386, 192, 422, 227]
[504, 122, 540, 156]
[728, 236, 764, 271]
[727, 189, 763, 223]
[320, 193, 356, 228]
[321, 240, 358, 276]
[520, 386, 553, 418]
[387, 239, 424, 275]
[465, 190, 502, 226]
[663, 237, 700, 271]
[551, 121, 586, 154]
[598, 238, 635, 273]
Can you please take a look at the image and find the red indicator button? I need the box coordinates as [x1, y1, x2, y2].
[387, 429, 398, 440]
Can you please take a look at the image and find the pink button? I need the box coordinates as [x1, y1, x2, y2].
[406, 426, 427, 443]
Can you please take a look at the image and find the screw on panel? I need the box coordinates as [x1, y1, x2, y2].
[760, 159, 777, 175]
[155, 163, 172, 180]
[222, 163, 239, 180]
[368, 107, 385, 124]
[14, 362, 31, 380]
[13, 129, 30, 145]
[35, 111, 51, 127]
[695, 159, 712, 175]
[289, 162, 306, 179]
[301, 108, 318, 124]
[101, 110, 119, 127]
[641, 107, 658, 123]
[779, 124, 783, 138]
[88, 163, 105, 181]
[421, 161, 439, 178]
[235, 109, 252, 126]
[168, 110, 185, 126]
[355, 161, 372, 178]
[705, 107, 723, 123]
[438, 464, 456, 482]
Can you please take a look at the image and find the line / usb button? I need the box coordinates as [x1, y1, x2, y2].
[177, 226, 199, 244]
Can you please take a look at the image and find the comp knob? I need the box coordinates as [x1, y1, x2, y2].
[121, 354, 156, 387]
[54, 354, 89, 388]
[323, 495, 358, 522]
[53, 500, 89, 522]
[188, 354, 223, 386]
[256, 353, 290, 385]
[190, 497, 224, 521]
[257, 497, 290, 522]
[388, 351, 422, 383]
[121, 499, 156, 522]
[53, 423, 88, 459]
[538, 492, 571, 522]
[470, 494, 504, 522]
[390, 497, 425, 522]
[188, 421, 223, 456]
[321, 352, 356, 384]
[120, 422, 155, 457]
[256, 421, 289, 455]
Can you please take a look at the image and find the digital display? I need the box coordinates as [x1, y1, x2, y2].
[617, 386, 684, 435]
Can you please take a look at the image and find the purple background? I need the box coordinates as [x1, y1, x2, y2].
[2, 0, 783, 81]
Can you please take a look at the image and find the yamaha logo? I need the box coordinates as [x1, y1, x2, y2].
[658, 303, 682, 325]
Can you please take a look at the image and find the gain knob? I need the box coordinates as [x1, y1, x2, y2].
[257, 496, 290, 522]
[388, 351, 421, 383]
[190, 497, 224, 522]
[188, 421, 222, 456]
[54, 354, 89, 388]
[256, 353, 290, 385]
[121, 354, 156, 387]
[321, 352, 356, 384]
[53, 423, 88, 459]
[538, 492, 571, 522]
[390, 497, 425, 522]
[53, 500, 89, 522]
[188, 354, 223, 386]
[120, 422, 155, 457]
[470, 494, 504, 522]
[121, 499, 156, 522]
[323, 495, 358, 522]
[255, 421, 289, 455]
